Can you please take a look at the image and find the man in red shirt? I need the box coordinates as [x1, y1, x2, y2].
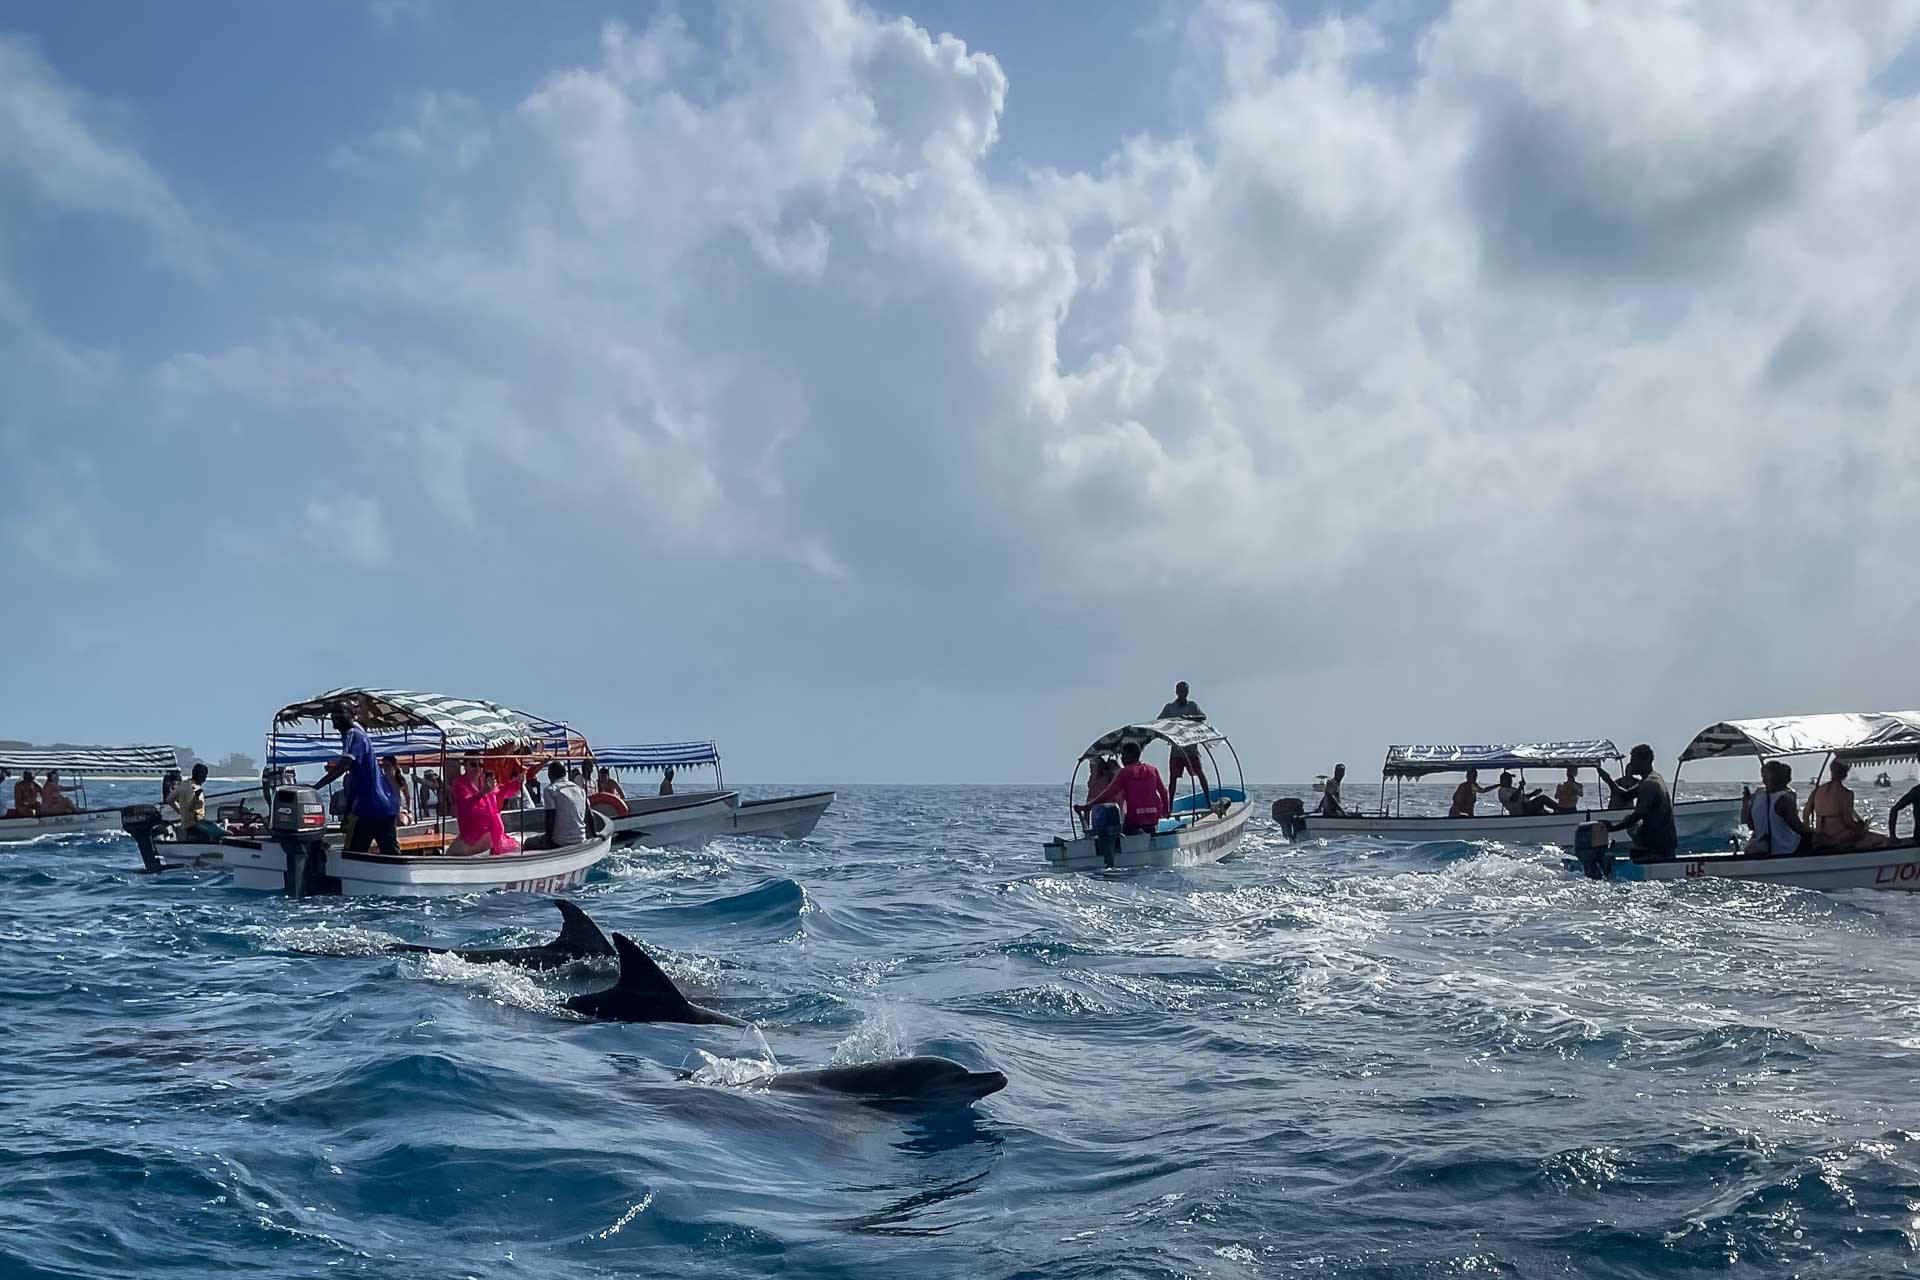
[1078, 741, 1171, 836]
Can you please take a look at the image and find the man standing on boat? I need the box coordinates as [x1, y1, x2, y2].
[313, 703, 402, 857]
[1598, 744, 1676, 860]
[1317, 763, 1348, 816]
[1158, 681, 1213, 806]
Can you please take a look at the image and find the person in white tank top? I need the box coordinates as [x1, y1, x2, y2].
[1745, 761, 1810, 856]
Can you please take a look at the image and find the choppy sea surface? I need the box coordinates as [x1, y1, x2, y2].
[5, 778, 1920, 1279]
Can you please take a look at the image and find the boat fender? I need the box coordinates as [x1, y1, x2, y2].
[590, 793, 629, 818]
[1271, 797, 1305, 840]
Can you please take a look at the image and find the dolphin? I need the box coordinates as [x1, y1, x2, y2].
[382, 899, 616, 971]
[564, 932, 747, 1026]
[750, 1056, 1008, 1106]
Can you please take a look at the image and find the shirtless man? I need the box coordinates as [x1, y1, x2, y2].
[1553, 766, 1585, 811]
[1317, 763, 1348, 817]
[9, 771, 41, 819]
[1803, 760, 1890, 851]
[1450, 768, 1498, 818]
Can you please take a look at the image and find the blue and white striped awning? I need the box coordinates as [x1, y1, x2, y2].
[1679, 712, 1920, 764]
[1383, 740, 1622, 778]
[273, 688, 550, 751]
[268, 722, 583, 767]
[595, 742, 720, 771]
[0, 745, 180, 775]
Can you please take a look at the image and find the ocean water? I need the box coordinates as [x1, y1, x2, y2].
[4, 779, 1920, 1279]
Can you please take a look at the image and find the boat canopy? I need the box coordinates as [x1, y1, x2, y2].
[1678, 712, 1920, 764]
[595, 742, 720, 771]
[1382, 740, 1622, 778]
[0, 744, 179, 775]
[1080, 717, 1226, 761]
[272, 688, 572, 753]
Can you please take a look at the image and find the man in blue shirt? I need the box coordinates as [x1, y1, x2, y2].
[314, 703, 402, 856]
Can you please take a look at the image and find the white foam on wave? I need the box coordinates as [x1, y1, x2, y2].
[413, 951, 575, 1018]
[266, 925, 404, 957]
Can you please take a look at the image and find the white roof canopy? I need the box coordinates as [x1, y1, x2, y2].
[1678, 712, 1920, 764]
[1081, 717, 1227, 760]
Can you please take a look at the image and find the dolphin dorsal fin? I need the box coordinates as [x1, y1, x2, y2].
[610, 933, 692, 1007]
[554, 900, 615, 959]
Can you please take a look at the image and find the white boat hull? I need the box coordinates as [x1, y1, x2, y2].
[1605, 844, 1920, 891]
[1043, 801, 1251, 872]
[324, 833, 613, 897]
[603, 792, 739, 847]
[0, 808, 125, 841]
[727, 791, 834, 840]
[1284, 798, 1742, 848]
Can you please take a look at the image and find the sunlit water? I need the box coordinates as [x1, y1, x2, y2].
[4, 779, 1920, 1278]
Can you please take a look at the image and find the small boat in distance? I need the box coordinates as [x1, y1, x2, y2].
[1042, 718, 1250, 871]
[1875, 771, 1895, 788]
[0, 745, 181, 842]
[591, 741, 834, 844]
[1590, 711, 1920, 891]
[1273, 740, 1742, 849]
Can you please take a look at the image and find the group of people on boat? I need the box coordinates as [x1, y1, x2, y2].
[1073, 681, 1214, 837]
[1742, 759, 1920, 856]
[2, 769, 82, 819]
[283, 703, 625, 859]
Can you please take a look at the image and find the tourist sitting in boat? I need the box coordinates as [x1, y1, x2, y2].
[1803, 761, 1891, 852]
[6, 770, 40, 818]
[539, 761, 588, 849]
[416, 770, 444, 819]
[659, 766, 675, 796]
[1890, 781, 1920, 844]
[36, 770, 78, 816]
[1494, 772, 1562, 817]
[1077, 741, 1170, 836]
[1554, 766, 1585, 811]
[1317, 763, 1348, 816]
[1449, 768, 1499, 817]
[169, 763, 226, 843]
[595, 766, 624, 800]
[1158, 681, 1214, 804]
[1598, 745, 1676, 859]
[448, 757, 522, 856]
[312, 703, 403, 857]
[1744, 760, 1810, 857]
[380, 756, 413, 825]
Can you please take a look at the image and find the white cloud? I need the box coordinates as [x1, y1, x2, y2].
[7, 0, 1920, 774]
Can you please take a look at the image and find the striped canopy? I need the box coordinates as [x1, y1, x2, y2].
[273, 688, 552, 751]
[0, 745, 179, 775]
[1679, 712, 1920, 764]
[595, 742, 720, 771]
[1383, 740, 1622, 778]
[268, 721, 586, 767]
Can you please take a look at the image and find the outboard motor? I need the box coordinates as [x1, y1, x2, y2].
[1271, 797, 1306, 840]
[271, 784, 338, 898]
[120, 804, 171, 873]
[1089, 803, 1121, 867]
[1572, 820, 1613, 880]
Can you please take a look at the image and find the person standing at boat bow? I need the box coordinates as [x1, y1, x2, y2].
[1158, 681, 1213, 807]
[1597, 744, 1676, 860]
[313, 703, 402, 857]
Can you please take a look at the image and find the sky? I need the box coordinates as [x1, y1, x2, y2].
[1, 0, 1916, 783]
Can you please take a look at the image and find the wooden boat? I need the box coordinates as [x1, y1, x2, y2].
[591, 741, 835, 844]
[128, 688, 613, 897]
[1574, 711, 1920, 892]
[1274, 740, 1741, 849]
[0, 745, 180, 842]
[1042, 717, 1251, 871]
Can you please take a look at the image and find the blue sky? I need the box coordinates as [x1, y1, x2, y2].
[2, 1, 1917, 782]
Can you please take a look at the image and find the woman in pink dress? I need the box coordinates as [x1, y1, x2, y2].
[447, 758, 524, 856]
